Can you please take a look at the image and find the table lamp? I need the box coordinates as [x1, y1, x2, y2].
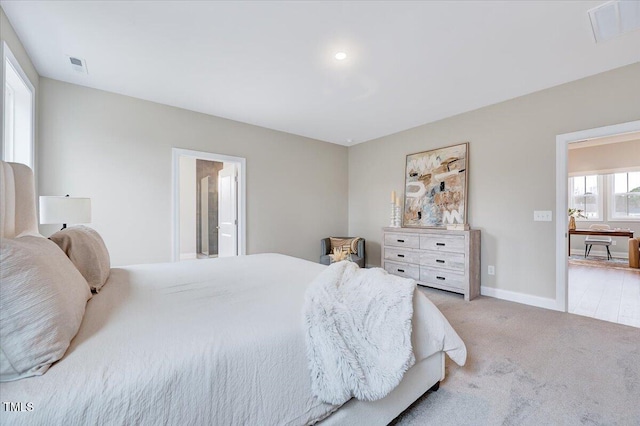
[39, 195, 91, 230]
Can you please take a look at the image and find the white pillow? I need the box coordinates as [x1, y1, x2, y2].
[49, 225, 111, 292]
[0, 236, 92, 382]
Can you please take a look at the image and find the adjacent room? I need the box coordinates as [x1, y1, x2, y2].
[567, 133, 640, 326]
[1, 1, 639, 425]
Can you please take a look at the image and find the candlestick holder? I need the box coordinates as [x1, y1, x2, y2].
[390, 202, 398, 227]
[394, 203, 401, 227]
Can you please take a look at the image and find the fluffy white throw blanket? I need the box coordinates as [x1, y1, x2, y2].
[303, 261, 416, 405]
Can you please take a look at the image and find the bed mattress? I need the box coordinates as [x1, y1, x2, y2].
[0, 254, 464, 425]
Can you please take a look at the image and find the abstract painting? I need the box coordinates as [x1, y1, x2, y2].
[403, 142, 468, 227]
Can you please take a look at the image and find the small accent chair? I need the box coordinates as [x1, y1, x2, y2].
[320, 237, 365, 268]
[584, 224, 612, 260]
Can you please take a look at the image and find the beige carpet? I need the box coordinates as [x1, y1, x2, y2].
[392, 288, 640, 426]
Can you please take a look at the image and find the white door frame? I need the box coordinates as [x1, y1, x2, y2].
[555, 120, 640, 312]
[1, 41, 37, 173]
[171, 148, 246, 262]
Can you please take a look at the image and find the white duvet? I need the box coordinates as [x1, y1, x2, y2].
[0, 254, 465, 426]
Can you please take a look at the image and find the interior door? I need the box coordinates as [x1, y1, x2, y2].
[217, 164, 237, 257]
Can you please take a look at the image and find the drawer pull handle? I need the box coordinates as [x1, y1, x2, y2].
[397, 239, 405, 243]
[436, 259, 445, 263]
[436, 276, 446, 280]
[436, 243, 445, 246]
[397, 254, 405, 258]
[398, 269, 405, 273]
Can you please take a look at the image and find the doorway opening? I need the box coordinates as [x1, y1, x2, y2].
[556, 120, 640, 328]
[172, 148, 246, 262]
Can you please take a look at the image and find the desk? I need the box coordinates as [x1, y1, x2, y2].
[568, 228, 634, 255]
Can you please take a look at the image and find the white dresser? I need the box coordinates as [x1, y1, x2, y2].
[382, 227, 481, 301]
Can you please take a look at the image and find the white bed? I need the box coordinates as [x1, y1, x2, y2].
[0, 161, 466, 425]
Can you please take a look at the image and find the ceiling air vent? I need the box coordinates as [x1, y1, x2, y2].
[67, 56, 88, 74]
[588, 0, 640, 43]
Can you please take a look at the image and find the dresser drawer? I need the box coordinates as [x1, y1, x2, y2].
[420, 251, 465, 272]
[384, 261, 420, 280]
[382, 227, 480, 301]
[384, 248, 420, 264]
[420, 267, 465, 290]
[420, 235, 465, 252]
[384, 233, 420, 249]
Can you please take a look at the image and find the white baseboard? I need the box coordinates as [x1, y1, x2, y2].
[481, 286, 562, 311]
[179, 252, 197, 260]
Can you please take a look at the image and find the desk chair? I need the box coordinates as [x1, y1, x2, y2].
[584, 224, 612, 260]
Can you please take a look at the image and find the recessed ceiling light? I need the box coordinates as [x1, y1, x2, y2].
[334, 52, 347, 61]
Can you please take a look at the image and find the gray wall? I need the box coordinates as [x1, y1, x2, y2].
[38, 78, 348, 266]
[348, 62, 640, 300]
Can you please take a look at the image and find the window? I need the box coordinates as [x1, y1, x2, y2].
[609, 171, 640, 220]
[2, 42, 35, 169]
[568, 175, 603, 220]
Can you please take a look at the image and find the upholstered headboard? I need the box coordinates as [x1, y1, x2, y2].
[0, 160, 39, 238]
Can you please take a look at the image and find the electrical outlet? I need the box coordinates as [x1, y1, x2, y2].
[533, 210, 553, 221]
[612, 240, 616, 246]
[488, 265, 495, 275]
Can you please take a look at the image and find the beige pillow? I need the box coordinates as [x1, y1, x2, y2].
[0, 236, 92, 382]
[330, 237, 361, 254]
[49, 225, 111, 292]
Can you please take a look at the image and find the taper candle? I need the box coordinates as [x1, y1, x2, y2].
[391, 190, 396, 203]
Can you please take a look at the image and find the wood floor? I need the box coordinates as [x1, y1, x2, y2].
[569, 263, 640, 328]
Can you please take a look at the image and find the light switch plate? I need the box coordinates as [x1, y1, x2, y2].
[533, 210, 552, 221]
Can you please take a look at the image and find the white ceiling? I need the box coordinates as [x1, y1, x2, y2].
[2, 1, 639, 146]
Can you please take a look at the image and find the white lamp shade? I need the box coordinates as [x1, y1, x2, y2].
[39, 196, 91, 225]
